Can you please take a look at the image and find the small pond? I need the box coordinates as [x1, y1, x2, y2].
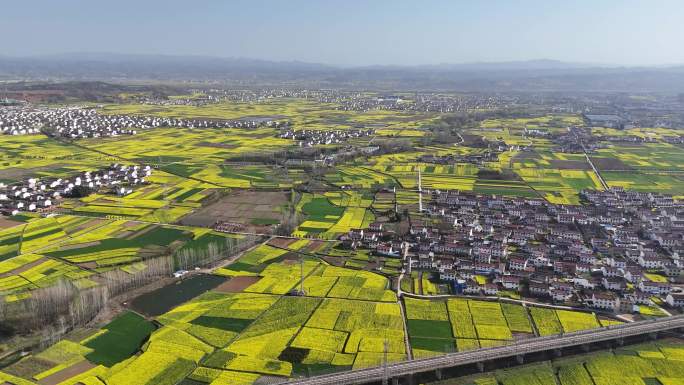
[130, 274, 227, 317]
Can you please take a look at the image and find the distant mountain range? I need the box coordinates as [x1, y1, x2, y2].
[1, 53, 683, 92]
[362, 59, 600, 71]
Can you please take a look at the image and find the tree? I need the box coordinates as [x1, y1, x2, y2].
[276, 211, 301, 236]
[68, 185, 92, 198]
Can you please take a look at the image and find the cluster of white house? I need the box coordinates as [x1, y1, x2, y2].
[278, 128, 375, 147]
[335, 93, 515, 113]
[0, 105, 288, 139]
[0, 164, 152, 216]
[345, 187, 684, 314]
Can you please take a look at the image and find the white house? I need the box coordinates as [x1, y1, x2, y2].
[591, 292, 620, 311]
[666, 293, 684, 308]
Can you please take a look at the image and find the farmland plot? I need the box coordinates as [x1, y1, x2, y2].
[404, 298, 455, 357]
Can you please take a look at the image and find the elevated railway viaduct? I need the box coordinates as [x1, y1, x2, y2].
[281, 315, 684, 385]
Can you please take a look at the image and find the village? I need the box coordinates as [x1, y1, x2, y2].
[344, 187, 684, 315]
[0, 164, 152, 216]
[278, 127, 375, 146]
[0, 105, 287, 138]
[418, 150, 500, 166]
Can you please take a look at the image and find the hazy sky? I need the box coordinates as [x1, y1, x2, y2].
[2, 0, 683, 66]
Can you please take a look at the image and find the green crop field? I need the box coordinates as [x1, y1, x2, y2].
[84, 312, 157, 366]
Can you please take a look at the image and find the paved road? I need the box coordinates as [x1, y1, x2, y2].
[582, 143, 609, 190]
[281, 315, 684, 385]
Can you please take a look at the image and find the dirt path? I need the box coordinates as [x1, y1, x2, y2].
[582, 143, 609, 190]
[37, 360, 96, 385]
[398, 298, 413, 361]
[417, 271, 424, 295]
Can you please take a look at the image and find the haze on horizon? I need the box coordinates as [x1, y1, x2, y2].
[2, 0, 683, 67]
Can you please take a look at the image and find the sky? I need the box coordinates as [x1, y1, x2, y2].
[2, 0, 683, 67]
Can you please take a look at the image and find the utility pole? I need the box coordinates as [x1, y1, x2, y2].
[418, 168, 423, 213]
[382, 339, 389, 385]
[405, 242, 411, 275]
[299, 254, 305, 296]
[393, 185, 398, 217]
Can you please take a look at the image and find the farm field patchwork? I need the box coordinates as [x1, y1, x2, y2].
[514, 167, 603, 204]
[594, 143, 684, 171]
[295, 298, 406, 372]
[0, 245, 634, 385]
[530, 307, 602, 336]
[426, 339, 684, 385]
[0, 214, 242, 297]
[218, 243, 396, 301]
[2, 97, 684, 385]
[0, 134, 110, 184]
[64, 175, 213, 223]
[406, 298, 608, 357]
[601, 171, 684, 195]
[94, 289, 404, 382]
[293, 193, 373, 239]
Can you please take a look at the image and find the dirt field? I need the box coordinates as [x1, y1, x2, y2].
[214, 276, 261, 293]
[64, 219, 106, 235]
[512, 151, 541, 161]
[282, 252, 303, 263]
[0, 217, 22, 230]
[321, 255, 346, 267]
[301, 240, 326, 253]
[267, 237, 297, 248]
[591, 157, 633, 171]
[549, 160, 592, 170]
[122, 224, 157, 239]
[180, 190, 289, 227]
[58, 241, 101, 251]
[38, 360, 96, 385]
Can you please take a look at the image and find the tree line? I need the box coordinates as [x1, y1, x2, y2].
[0, 234, 260, 349]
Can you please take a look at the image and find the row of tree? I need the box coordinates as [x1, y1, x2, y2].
[174, 234, 260, 271]
[0, 234, 261, 348]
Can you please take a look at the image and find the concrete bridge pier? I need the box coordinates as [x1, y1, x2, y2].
[435, 368, 443, 380]
[616, 338, 624, 347]
[581, 344, 590, 352]
[649, 332, 659, 340]
[553, 348, 563, 358]
[515, 354, 525, 364]
[477, 362, 485, 372]
[391, 377, 399, 385]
